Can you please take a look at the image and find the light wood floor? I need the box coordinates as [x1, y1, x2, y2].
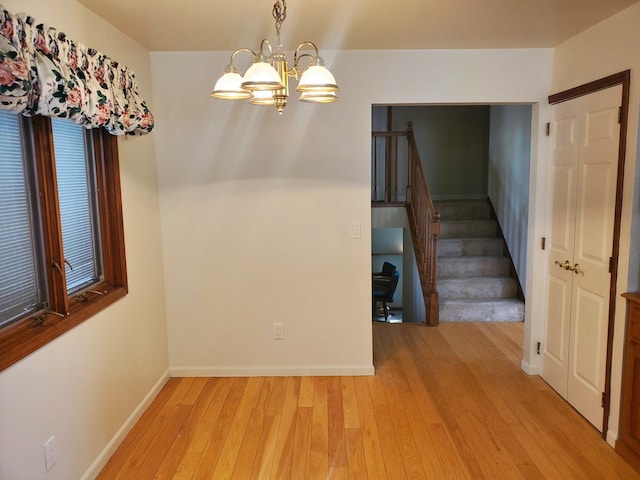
[97, 322, 640, 479]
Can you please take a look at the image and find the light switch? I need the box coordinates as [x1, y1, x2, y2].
[350, 221, 361, 239]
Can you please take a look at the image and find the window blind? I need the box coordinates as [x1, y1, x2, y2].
[0, 111, 43, 326]
[51, 119, 103, 294]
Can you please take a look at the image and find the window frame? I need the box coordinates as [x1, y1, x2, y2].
[0, 115, 127, 372]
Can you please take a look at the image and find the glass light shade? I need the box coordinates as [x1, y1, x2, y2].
[249, 90, 275, 105]
[241, 62, 284, 91]
[297, 65, 338, 92]
[299, 91, 338, 103]
[211, 72, 252, 99]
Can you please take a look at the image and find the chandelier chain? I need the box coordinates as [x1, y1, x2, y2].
[272, 0, 287, 48]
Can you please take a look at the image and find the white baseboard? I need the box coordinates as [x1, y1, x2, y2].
[521, 358, 541, 375]
[80, 369, 171, 480]
[606, 428, 618, 447]
[170, 364, 375, 377]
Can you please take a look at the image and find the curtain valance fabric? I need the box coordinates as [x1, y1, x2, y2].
[0, 4, 153, 135]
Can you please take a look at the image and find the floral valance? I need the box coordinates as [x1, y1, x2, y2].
[0, 4, 153, 135]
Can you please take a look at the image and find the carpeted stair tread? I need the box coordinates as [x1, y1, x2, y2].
[439, 298, 525, 322]
[438, 237, 504, 257]
[439, 276, 517, 299]
[440, 220, 497, 238]
[438, 256, 510, 277]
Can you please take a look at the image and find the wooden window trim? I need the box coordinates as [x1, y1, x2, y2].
[0, 118, 128, 372]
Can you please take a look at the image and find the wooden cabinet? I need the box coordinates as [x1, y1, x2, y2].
[617, 293, 640, 471]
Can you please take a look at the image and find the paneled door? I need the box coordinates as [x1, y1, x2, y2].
[542, 84, 622, 431]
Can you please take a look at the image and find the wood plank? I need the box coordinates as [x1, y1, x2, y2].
[251, 376, 288, 480]
[327, 376, 348, 480]
[191, 377, 249, 479]
[148, 377, 214, 480]
[98, 323, 640, 480]
[354, 376, 388, 480]
[212, 377, 263, 479]
[230, 377, 274, 480]
[171, 378, 234, 479]
[310, 377, 329, 480]
[270, 376, 301, 480]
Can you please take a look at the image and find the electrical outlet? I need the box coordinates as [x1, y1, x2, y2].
[43, 435, 57, 472]
[273, 322, 284, 340]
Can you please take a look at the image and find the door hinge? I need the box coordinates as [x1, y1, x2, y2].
[602, 392, 606, 408]
[609, 257, 613, 273]
[541, 237, 546, 250]
[546, 122, 551, 136]
[619, 106, 622, 124]
[536, 342, 541, 355]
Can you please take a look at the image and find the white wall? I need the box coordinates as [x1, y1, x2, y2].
[392, 106, 491, 200]
[550, 2, 640, 445]
[0, 2, 169, 479]
[151, 48, 553, 377]
[488, 105, 532, 292]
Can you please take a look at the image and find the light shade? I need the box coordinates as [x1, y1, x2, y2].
[249, 90, 275, 105]
[241, 61, 284, 91]
[299, 91, 338, 103]
[297, 64, 338, 92]
[211, 71, 252, 99]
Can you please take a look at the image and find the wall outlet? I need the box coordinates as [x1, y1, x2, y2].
[273, 322, 284, 340]
[43, 435, 57, 472]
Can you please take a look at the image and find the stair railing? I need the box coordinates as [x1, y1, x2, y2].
[405, 122, 440, 326]
[371, 122, 440, 326]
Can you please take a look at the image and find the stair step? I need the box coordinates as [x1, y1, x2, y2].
[438, 237, 503, 257]
[440, 220, 497, 238]
[438, 256, 510, 277]
[439, 276, 517, 299]
[435, 200, 491, 220]
[439, 299, 525, 322]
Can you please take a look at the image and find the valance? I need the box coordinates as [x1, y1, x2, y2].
[0, 4, 153, 135]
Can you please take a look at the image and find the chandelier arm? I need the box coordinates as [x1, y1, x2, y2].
[293, 41, 320, 65]
[259, 39, 274, 57]
[230, 47, 257, 65]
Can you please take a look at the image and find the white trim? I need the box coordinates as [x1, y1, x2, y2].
[170, 365, 375, 377]
[606, 428, 618, 448]
[521, 358, 541, 375]
[80, 369, 171, 480]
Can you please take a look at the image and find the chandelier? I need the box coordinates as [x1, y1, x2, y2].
[211, 0, 339, 114]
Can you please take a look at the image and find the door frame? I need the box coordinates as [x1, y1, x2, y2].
[548, 70, 631, 438]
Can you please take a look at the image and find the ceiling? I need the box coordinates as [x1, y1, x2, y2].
[76, 0, 639, 52]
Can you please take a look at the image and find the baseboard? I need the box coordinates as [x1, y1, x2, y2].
[80, 368, 171, 480]
[608, 429, 619, 448]
[170, 364, 375, 377]
[521, 358, 541, 375]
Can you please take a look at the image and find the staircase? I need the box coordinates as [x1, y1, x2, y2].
[436, 200, 525, 322]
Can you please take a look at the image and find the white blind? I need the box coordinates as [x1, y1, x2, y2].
[0, 111, 43, 326]
[51, 119, 102, 294]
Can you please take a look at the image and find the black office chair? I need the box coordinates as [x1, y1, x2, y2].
[372, 269, 400, 321]
[373, 261, 396, 278]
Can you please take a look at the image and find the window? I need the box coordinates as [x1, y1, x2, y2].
[0, 111, 127, 371]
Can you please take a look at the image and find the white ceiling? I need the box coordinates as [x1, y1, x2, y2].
[77, 0, 639, 52]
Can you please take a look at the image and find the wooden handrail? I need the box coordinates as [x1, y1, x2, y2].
[371, 122, 440, 325]
[405, 123, 440, 326]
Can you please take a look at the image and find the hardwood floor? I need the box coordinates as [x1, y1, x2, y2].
[97, 322, 640, 479]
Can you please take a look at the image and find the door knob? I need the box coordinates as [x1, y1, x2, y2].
[555, 260, 572, 270]
[572, 263, 584, 276]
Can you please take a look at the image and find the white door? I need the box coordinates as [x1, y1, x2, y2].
[542, 85, 621, 430]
